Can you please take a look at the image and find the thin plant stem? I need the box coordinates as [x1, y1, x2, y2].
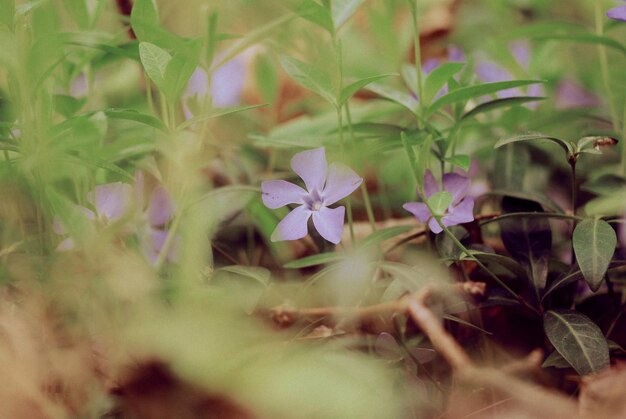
[621, 97, 626, 177]
[337, 106, 355, 243]
[345, 103, 376, 231]
[594, 0, 619, 132]
[409, 0, 425, 125]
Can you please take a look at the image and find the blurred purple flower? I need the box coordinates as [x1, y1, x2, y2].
[262, 147, 362, 244]
[475, 41, 544, 100]
[421, 46, 465, 99]
[554, 79, 601, 109]
[53, 174, 178, 265]
[607, 1, 626, 21]
[183, 56, 247, 119]
[403, 170, 475, 234]
[454, 160, 490, 198]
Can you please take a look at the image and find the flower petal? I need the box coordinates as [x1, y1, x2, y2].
[322, 162, 363, 206]
[423, 170, 439, 198]
[607, 5, 626, 22]
[186, 67, 209, 98]
[261, 180, 307, 209]
[428, 217, 443, 234]
[141, 228, 179, 265]
[291, 147, 327, 193]
[271, 205, 311, 242]
[312, 206, 345, 244]
[403, 202, 431, 223]
[148, 186, 175, 227]
[90, 182, 133, 222]
[442, 173, 470, 205]
[211, 57, 247, 108]
[444, 197, 475, 225]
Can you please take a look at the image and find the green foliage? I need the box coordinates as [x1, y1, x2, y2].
[544, 310, 610, 376]
[573, 218, 617, 291]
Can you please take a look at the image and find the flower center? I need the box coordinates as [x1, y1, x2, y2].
[304, 189, 324, 211]
[312, 201, 323, 211]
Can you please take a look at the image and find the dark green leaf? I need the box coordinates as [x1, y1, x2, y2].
[493, 144, 529, 190]
[462, 96, 546, 120]
[423, 62, 464, 105]
[340, 74, 396, 106]
[500, 197, 552, 293]
[573, 219, 616, 291]
[428, 80, 544, 115]
[544, 309, 610, 376]
[494, 132, 573, 155]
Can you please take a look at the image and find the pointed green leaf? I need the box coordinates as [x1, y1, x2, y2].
[139, 42, 171, 92]
[331, 0, 364, 28]
[423, 62, 465, 105]
[428, 80, 544, 115]
[573, 219, 616, 291]
[280, 55, 337, 107]
[428, 191, 452, 216]
[494, 132, 573, 155]
[462, 96, 546, 120]
[163, 41, 202, 102]
[296, 0, 334, 33]
[544, 309, 610, 376]
[340, 74, 396, 106]
[283, 252, 344, 269]
[443, 154, 470, 171]
[367, 82, 418, 113]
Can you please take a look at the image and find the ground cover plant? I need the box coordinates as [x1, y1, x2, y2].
[1, 0, 626, 417]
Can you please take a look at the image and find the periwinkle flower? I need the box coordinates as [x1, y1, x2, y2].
[403, 170, 475, 234]
[262, 147, 362, 244]
[183, 56, 247, 119]
[554, 79, 601, 109]
[53, 173, 178, 265]
[608, 1, 626, 21]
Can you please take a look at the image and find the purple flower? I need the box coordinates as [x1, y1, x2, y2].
[403, 170, 475, 234]
[262, 147, 362, 244]
[183, 56, 247, 119]
[475, 41, 544, 100]
[554, 79, 601, 109]
[53, 173, 178, 265]
[608, 1, 626, 21]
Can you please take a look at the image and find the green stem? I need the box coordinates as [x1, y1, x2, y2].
[594, 0, 619, 132]
[337, 107, 355, 243]
[154, 195, 185, 271]
[621, 97, 626, 177]
[409, 0, 425, 125]
[345, 103, 376, 232]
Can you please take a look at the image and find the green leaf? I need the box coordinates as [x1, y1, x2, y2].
[0, 0, 14, 30]
[176, 104, 267, 131]
[255, 53, 279, 104]
[542, 350, 571, 369]
[531, 33, 626, 57]
[428, 80, 544, 115]
[340, 74, 396, 106]
[573, 219, 616, 291]
[462, 96, 546, 120]
[330, 0, 364, 29]
[138, 42, 172, 92]
[61, 0, 89, 29]
[283, 252, 344, 269]
[468, 251, 528, 280]
[163, 41, 202, 102]
[215, 265, 271, 287]
[359, 225, 412, 249]
[493, 144, 529, 190]
[581, 174, 626, 196]
[494, 132, 573, 155]
[280, 55, 337, 107]
[54, 94, 86, 118]
[295, 0, 334, 33]
[544, 309, 610, 376]
[423, 62, 465, 105]
[428, 191, 452, 216]
[104, 108, 167, 132]
[584, 188, 626, 216]
[443, 154, 470, 171]
[367, 82, 418, 114]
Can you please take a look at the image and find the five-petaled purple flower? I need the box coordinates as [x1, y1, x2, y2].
[608, 1, 626, 21]
[262, 147, 362, 244]
[403, 170, 475, 234]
